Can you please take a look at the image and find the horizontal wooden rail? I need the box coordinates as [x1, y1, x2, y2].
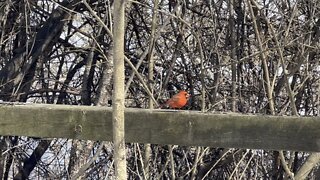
[0, 104, 319, 152]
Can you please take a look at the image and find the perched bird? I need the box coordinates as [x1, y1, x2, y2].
[163, 90, 190, 109]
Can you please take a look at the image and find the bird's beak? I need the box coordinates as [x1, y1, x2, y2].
[186, 94, 190, 99]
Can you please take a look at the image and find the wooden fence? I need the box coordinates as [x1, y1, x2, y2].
[0, 104, 319, 152]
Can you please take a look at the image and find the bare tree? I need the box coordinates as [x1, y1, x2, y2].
[0, 0, 319, 179]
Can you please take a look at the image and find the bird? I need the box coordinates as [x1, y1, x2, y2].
[163, 90, 190, 109]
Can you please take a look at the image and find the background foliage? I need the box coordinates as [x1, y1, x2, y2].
[0, 0, 319, 179]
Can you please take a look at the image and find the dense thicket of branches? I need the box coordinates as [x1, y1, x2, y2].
[0, 0, 319, 179]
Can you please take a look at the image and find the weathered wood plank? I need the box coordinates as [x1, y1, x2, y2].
[0, 104, 319, 152]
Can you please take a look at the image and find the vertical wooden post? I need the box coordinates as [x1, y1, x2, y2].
[112, 0, 127, 179]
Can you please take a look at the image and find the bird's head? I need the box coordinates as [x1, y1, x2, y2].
[179, 90, 190, 99]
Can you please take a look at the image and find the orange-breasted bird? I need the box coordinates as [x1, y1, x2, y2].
[163, 90, 190, 109]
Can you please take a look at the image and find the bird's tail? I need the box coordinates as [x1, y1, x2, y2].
[158, 102, 168, 109]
